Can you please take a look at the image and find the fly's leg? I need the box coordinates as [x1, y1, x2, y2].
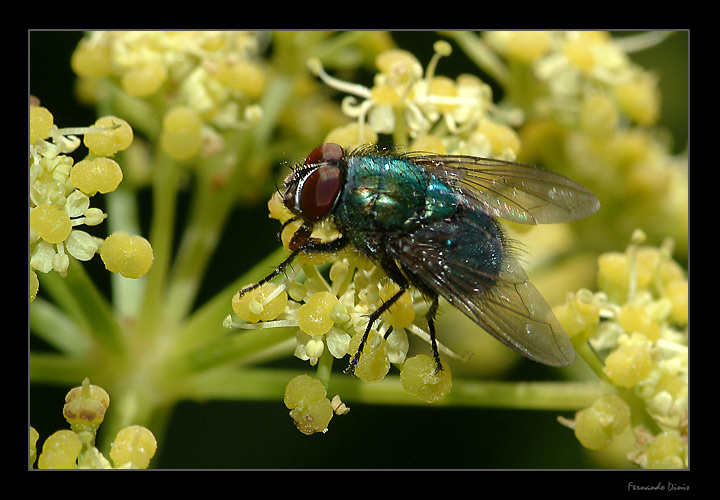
[344, 282, 410, 375]
[425, 294, 443, 374]
[238, 234, 349, 297]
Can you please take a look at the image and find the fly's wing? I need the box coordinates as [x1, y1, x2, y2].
[410, 154, 600, 225]
[388, 213, 575, 366]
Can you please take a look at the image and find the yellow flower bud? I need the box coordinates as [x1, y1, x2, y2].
[30, 106, 54, 144]
[614, 75, 661, 126]
[70, 157, 123, 196]
[284, 375, 334, 435]
[574, 394, 631, 450]
[289, 398, 334, 435]
[505, 31, 552, 62]
[215, 60, 267, 98]
[325, 122, 378, 151]
[379, 281, 415, 329]
[63, 378, 110, 434]
[604, 336, 653, 388]
[400, 354, 451, 403]
[618, 304, 659, 342]
[29, 426, 40, 467]
[83, 116, 133, 156]
[645, 431, 686, 469]
[30, 204, 72, 244]
[474, 121, 522, 158]
[160, 107, 203, 161]
[297, 291, 340, 336]
[232, 283, 288, 323]
[110, 425, 157, 469]
[37, 430, 82, 469]
[121, 61, 167, 98]
[666, 280, 688, 326]
[71, 39, 113, 78]
[101, 232, 154, 279]
[349, 330, 390, 382]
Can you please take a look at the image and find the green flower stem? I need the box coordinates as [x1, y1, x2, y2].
[37, 258, 126, 357]
[252, 74, 297, 148]
[162, 141, 252, 324]
[97, 382, 172, 458]
[574, 340, 613, 384]
[309, 31, 371, 65]
[442, 31, 509, 87]
[138, 150, 182, 335]
[316, 345, 335, 390]
[29, 298, 91, 355]
[621, 387, 664, 435]
[182, 367, 609, 411]
[106, 185, 146, 318]
[174, 246, 291, 348]
[442, 378, 610, 410]
[167, 327, 296, 379]
[182, 367, 294, 402]
[29, 353, 96, 386]
[392, 106, 409, 148]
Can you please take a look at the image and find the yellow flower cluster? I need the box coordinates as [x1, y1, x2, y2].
[309, 40, 519, 158]
[71, 31, 267, 161]
[555, 230, 688, 468]
[29, 104, 153, 298]
[478, 31, 687, 254]
[30, 379, 157, 469]
[484, 31, 663, 127]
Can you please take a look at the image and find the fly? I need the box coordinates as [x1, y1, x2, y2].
[239, 143, 600, 374]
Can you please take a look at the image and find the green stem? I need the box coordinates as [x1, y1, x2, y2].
[161, 144, 249, 324]
[443, 31, 509, 87]
[316, 347, 334, 390]
[173, 246, 291, 349]
[166, 327, 296, 380]
[37, 259, 126, 357]
[106, 185, 146, 317]
[138, 151, 181, 335]
[29, 353, 96, 385]
[575, 340, 613, 384]
[182, 367, 609, 411]
[29, 298, 91, 355]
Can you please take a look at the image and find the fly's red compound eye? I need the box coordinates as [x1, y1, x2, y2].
[305, 143, 345, 165]
[299, 165, 342, 221]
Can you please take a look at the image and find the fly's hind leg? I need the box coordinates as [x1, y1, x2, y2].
[425, 293, 443, 374]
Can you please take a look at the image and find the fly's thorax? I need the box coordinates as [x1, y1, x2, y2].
[336, 155, 459, 234]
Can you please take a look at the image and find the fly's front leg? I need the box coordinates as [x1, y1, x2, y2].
[238, 234, 349, 297]
[237, 246, 303, 298]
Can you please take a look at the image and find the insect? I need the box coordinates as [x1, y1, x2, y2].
[239, 143, 600, 374]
